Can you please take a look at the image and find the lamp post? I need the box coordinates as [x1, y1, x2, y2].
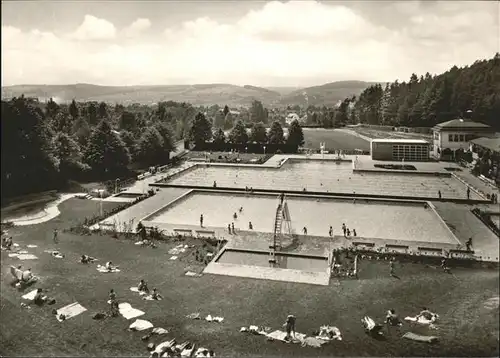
[263, 146, 266, 155]
[115, 179, 120, 194]
[99, 190, 103, 217]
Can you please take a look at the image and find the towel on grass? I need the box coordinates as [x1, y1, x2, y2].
[27, 245, 38, 248]
[130, 287, 147, 296]
[267, 330, 307, 343]
[205, 315, 223, 322]
[185, 271, 202, 277]
[152, 339, 176, 355]
[301, 337, 328, 348]
[152, 327, 169, 335]
[13, 243, 19, 247]
[56, 302, 87, 322]
[17, 254, 38, 260]
[18, 250, 28, 254]
[403, 332, 438, 343]
[404, 314, 439, 325]
[187, 312, 201, 320]
[118, 302, 144, 320]
[97, 264, 120, 273]
[170, 256, 178, 261]
[129, 319, 154, 331]
[195, 347, 214, 357]
[8, 253, 19, 257]
[22, 289, 39, 301]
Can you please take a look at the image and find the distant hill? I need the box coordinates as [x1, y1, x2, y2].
[1, 83, 282, 107]
[1, 81, 378, 107]
[279, 81, 379, 107]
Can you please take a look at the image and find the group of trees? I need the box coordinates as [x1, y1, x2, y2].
[211, 100, 270, 130]
[1, 97, 196, 198]
[334, 53, 500, 129]
[188, 112, 304, 150]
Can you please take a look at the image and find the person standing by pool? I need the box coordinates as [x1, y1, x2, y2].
[342, 223, 346, 237]
[227, 224, 231, 234]
[53, 229, 59, 244]
[231, 222, 235, 233]
[248, 222, 253, 230]
[303, 227, 307, 235]
[438, 190, 442, 199]
[329, 226, 333, 237]
[389, 259, 396, 277]
[466, 237, 473, 251]
[467, 186, 471, 199]
[233, 212, 238, 220]
[346, 228, 351, 237]
[200, 214, 204, 227]
[353, 229, 357, 237]
[283, 314, 296, 341]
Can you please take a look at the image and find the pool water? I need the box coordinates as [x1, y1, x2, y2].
[167, 160, 480, 200]
[216, 249, 328, 272]
[147, 192, 458, 244]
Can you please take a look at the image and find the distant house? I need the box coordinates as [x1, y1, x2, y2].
[432, 118, 492, 160]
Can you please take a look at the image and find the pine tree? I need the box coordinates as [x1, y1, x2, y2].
[286, 120, 304, 150]
[188, 112, 212, 147]
[268, 120, 284, 144]
[84, 120, 130, 177]
[249, 122, 268, 144]
[213, 128, 226, 146]
[228, 120, 248, 144]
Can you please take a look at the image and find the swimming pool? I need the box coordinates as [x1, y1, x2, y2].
[146, 191, 459, 244]
[165, 160, 480, 200]
[216, 249, 328, 272]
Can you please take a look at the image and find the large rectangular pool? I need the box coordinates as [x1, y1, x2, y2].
[146, 191, 458, 244]
[166, 160, 480, 200]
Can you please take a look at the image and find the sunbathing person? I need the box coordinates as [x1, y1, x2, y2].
[105, 261, 117, 271]
[80, 254, 97, 264]
[151, 288, 162, 300]
[138, 279, 150, 294]
[385, 309, 401, 326]
[416, 307, 435, 321]
[33, 288, 48, 305]
[2, 236, 13, 250]
[109, 289, 117, 301]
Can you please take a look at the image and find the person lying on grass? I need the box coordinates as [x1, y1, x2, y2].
[33, 288, 55, 306]
[80, 255, 97, 264]
[150, 288, 162, 300]
[138, 279, 150, 294]
[105, 261, 118, 271]
[385, 309, 402, 326]
[416, 307, 436, 321]
[1, 236, 13, 250]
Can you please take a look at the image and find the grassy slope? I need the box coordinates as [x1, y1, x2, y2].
[1, 198, 498, 357]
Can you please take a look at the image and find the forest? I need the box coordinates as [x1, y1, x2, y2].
[309, 53, 500, 130]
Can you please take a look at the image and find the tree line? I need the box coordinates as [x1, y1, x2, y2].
[332, 53, 500, 130]
[188, 112, 304, 151]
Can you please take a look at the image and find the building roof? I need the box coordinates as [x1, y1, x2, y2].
[371, 139, 429, 144]
[470, 136, 500, 153]
[433, 119, 491, 130]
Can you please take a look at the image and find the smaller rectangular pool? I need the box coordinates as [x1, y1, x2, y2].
[115, 192, 144, 198]
[216, 249, 328, 272]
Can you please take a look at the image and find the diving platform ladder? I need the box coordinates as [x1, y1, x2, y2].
[269, 194, 293, 265]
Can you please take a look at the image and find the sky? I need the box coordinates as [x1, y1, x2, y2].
[1, 0, 499, 87]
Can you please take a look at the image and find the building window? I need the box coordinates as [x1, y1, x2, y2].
[449, 134, 453, 142]
[459, 134, 464, 142]
[454, 134, 459, 142]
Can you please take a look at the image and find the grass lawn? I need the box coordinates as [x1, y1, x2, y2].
[1, 198, 499, 357]
[302, 129, 370, 151]
[349, 127, 432, 141]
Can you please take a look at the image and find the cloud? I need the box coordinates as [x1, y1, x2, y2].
[70, 15, 116, 41]
[1, 1, 498, 86]
[123, 18, 151, 38]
